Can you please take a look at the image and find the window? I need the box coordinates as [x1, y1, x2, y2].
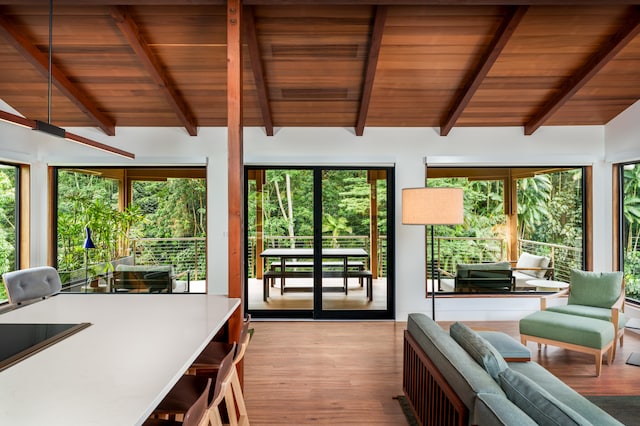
[620, 162, 640, 303]
[0, 163, 18, 303]
[54, 167, 206, 294]
[428, 166, 585, 294]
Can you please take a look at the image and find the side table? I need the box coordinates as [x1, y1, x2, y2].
[525, 279, 569, 292]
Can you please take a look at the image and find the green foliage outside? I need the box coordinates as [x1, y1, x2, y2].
[0, 166, 16, 301]
[57, 170, 206, 285]
[622, 164, 640, 301]
[247, 169, 387, 244]
[430, 169, 583, 275]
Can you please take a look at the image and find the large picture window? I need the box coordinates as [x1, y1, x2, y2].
[428, 166, 585, 295]
[54, 167, 206, 294]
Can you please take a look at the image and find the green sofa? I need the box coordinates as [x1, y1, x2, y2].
[403, 313, 622, 425]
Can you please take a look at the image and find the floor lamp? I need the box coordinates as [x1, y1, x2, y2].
[402, 187, 464, 320]
[83, 226, 95, 293]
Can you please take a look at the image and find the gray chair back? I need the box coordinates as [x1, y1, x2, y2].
[2, 266, 62, 305]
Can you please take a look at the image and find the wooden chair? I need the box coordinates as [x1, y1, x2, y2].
[208, 341, 249, 426]
[188, 315, 252, 377]
[510, 252, 554, 288]
[150, 343, 237, 423]
[143, 378, 211, 426]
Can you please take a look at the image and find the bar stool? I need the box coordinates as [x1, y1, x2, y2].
[191, 316, 251, 426]
[143, 378, 211, 426]
[149, 343, 236, 423]
[208, 342, 249, 426]
[188, 315, 251, 377]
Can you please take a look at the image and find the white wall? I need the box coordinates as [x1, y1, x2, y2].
[0, 118, 626, 320]
[606, 100, 640, 164]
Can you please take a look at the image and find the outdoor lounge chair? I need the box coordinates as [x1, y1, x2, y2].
[510, 252, 554, 288]
[440, 262, 514, 293]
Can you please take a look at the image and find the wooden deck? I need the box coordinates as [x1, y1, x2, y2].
[243, 320, 640, 425]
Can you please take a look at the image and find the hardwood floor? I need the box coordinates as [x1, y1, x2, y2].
[243, 320, 640, 425]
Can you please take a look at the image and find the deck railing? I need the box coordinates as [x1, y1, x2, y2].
[432, 236, 582, 283]
[132, 237, 206, 280]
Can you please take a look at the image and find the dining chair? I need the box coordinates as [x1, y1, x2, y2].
[150, 343, 237, 423]
[2, 266, 62, 306]
[143, 378, 211, 426]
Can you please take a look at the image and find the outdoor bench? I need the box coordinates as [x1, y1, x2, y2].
[262, 269, 372, 301]
[269, 260, 364, 271]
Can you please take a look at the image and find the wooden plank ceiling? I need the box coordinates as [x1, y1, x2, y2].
[0, 1, 640, 137]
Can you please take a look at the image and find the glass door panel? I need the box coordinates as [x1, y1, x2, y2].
[246, 168, 315, 313]
[319, 169, 389, 313]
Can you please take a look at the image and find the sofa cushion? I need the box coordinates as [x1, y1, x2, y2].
[456, 261, 511, 278]
[568, 270, 623, 308]
[509, 362, 624, 425]
[475, 393, 537, 426]
[516, 252, 550, 279]
[407, 314, 504, 410]
[498, 368, 592, 426]
[450, 322, 508, 381]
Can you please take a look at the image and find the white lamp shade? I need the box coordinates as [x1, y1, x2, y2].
[402, 187, 464, 225]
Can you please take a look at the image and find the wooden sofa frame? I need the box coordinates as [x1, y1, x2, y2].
[403, 330, 468, 426]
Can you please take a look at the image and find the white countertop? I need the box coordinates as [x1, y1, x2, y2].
[0, 293, 240, 426]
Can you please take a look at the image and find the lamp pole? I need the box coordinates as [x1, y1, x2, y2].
[430, 224, 436, 320]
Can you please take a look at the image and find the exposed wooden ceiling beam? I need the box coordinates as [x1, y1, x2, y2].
[356, 5, 386, 137]
[110, 6, 198, 136]
[525, 6, 640, 135]
[244, 5, 273, 136]
[0, 14, 116, 136]
[440, 5, 527, 136]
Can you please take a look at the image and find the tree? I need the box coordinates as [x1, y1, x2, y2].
[322, 214, 352, 247]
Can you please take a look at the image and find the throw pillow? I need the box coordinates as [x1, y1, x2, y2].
[449, 321, 508, 381]
[568, 269, 623, 308]
[498, 368, 592, 426]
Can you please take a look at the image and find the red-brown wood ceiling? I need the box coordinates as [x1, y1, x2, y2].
[1, 1, 640, 137]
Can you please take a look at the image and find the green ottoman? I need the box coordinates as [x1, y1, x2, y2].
[519, 310, 615, 376]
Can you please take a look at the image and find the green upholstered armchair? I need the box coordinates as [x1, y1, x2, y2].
[541, 269, 626, 359]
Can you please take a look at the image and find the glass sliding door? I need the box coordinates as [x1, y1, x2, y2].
[245, 166, 394, 320]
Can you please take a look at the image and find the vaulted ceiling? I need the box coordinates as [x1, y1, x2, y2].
[1, 1, 640, 138]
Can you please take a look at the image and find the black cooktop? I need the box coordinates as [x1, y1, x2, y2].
[0, 323, 91, 372]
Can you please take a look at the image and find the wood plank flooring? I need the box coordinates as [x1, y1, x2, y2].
[243, 320, 640, 425]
